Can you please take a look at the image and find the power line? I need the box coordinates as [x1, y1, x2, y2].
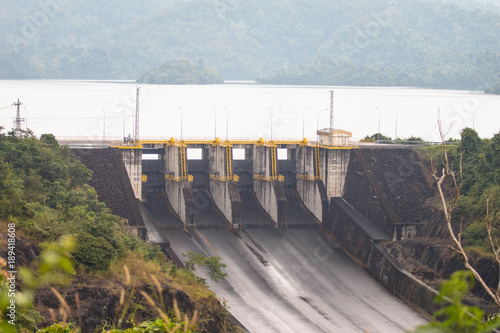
[0, 115, 136, 121]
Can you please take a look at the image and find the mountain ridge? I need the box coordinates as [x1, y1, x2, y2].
[1, 0, 499, 89]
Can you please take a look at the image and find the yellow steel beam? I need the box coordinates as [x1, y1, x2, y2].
[298, 174, 316, 182]
[138, 138, 356, 149]
[210, 174, 240, 182]
[111, 145, 143, 149]
[165, 174, 193, 182]
[254, 174, 284, 182]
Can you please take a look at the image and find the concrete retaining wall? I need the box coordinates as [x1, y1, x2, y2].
[325, 197, 437, 315]
[120, 148, 142, 200]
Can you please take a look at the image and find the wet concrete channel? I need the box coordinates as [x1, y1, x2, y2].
[142, 191, 427, 333]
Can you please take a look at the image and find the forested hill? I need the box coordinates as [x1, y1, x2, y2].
[1, 0, 500, 89]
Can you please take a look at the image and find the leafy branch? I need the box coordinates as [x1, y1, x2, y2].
[182, 251, 227, 282]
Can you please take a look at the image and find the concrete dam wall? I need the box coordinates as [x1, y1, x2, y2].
[73, 144, 441, 332]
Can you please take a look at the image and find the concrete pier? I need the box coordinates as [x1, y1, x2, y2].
[133, 139, 354, 228]
[164, 143, 194, 225]
[120, 148, 143, 199]
[208, 144, 241, 226]
[253, 144, 285, 227]
[324, 149, 350, 198]
[296, 145, 328, 222]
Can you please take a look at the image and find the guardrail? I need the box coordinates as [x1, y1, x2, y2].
[358, 140, 459, 146]
[58, 136, 456, 147]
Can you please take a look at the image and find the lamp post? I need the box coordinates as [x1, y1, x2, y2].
[179, 107, 183, 141]
[302, 107, 312, 139]
[122, 106, 126, 140]
[268, 107, 273, 141]
[213, 105, 217, 139]
[473, 107, 478, 130]
[376, 107, 382, 143]
[395, 108, 401, 142]
[102, 108, 106, 147]
[225, 107, 229, 142]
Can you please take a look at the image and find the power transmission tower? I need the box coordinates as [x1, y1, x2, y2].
[12, 99, 24, 137]
[135, 87, 140, 143]
[329, 90, 334, 145]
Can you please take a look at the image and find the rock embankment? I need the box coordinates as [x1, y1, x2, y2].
[360, 148, 447, 237]
[71, 149, 138, 226]
[385, 238, 499, 314]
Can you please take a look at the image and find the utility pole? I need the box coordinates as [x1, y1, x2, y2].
[376, 107, 382, 143]
[12, 99, 24, 137]
[103, 108, 106, 147]
[135, 87, 140, 143]
[225, 107, 229, 142]
[329, 90, 334, 145]
[213, 105, 217, 139]
[268, 107, 273, 142]
[395, 108, 401, 142]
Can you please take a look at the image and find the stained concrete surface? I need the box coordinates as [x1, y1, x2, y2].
[144, 191, 184, 230]
[191, 189, 232, 228]
[138, 203, 169, 244]
[165, 228, 426, 332]
[284, 189, 319, 227]
[239, 190, 276, 228]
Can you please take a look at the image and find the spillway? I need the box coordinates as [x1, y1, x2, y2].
[164, 227, 426, 332]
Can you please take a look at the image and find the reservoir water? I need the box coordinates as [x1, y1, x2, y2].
[0, 80, 499, 141]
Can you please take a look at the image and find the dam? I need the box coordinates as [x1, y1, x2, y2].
[71, 137, 435, 332]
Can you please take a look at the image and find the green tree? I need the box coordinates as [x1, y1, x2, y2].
[411, 271, 500, 333]
[72, 233, 117, 271]
[182, 251, 227, 282]
[360, 133, 392, 142]
[0, 160, 25, 218]
[459, 128, 482, 157]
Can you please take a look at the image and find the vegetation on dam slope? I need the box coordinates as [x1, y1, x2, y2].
[0, 128, 239, 332]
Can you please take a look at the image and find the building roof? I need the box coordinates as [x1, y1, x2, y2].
[317, 128, 352, 136]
